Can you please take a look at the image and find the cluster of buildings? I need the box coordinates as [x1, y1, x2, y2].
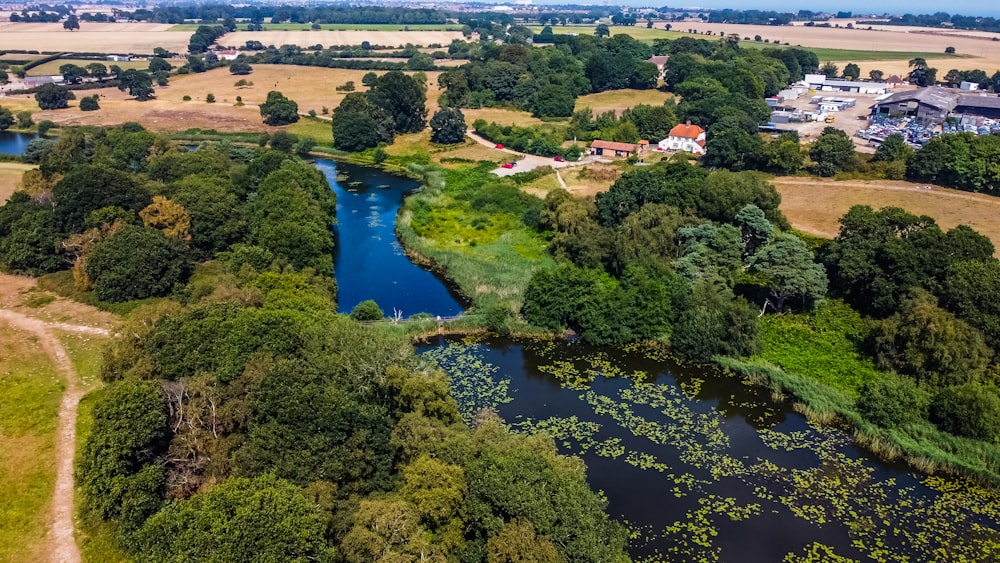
[589, 122, 706, 158]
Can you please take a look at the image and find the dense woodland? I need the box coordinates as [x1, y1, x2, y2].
[0, 126, 629, 561]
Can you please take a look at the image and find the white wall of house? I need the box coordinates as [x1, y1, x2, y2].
[658, 137, 705, 154]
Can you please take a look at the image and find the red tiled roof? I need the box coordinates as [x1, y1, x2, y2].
[591, 140, 638, 152]
[668, 123, 705, 139]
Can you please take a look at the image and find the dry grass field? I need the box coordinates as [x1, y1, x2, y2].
[575, 89, 675, 116]
[463, 108, 547, 128]
[26, 58, 186, 77]
[0, 23, 190, 54]
[219, 30, 463, 49]
[773, 177, 1000, 249]
[4, 66, 443, 134]
[0, 163, 34, 204]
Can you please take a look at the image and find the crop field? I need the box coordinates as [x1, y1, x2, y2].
[26, 58, 186, 77]
[0, 163, 33, 204]
[463, 108, 548, 128]
[171, 23, 463, 32]
[574, 89, 674, 116]
[8, 65, 444, 134]
[0, 23, 190, 54]
[219, 30, 463, 49]
[773, 177, 1000, 250]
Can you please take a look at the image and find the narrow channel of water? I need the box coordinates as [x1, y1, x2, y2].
[316, 159, 464, 316]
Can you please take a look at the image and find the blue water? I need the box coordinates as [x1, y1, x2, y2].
[316, 159, 464, 317]
[0, 131, 39, 155]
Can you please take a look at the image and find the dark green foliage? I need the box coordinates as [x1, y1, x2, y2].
[929, 384, 1000, 441]
[734, 204, 773, 258]
[171, 175, 248, 257]
[810, 126, 855, 176]
[268, 131, 296, 152]
[77, 379, 167, 524]
[856, 373, 930, 427]
[147, 57, 172, 74]
[259, 90, 300, 126]
[53, 165, 151, 233]
[872, 134, 913, 162]
[86, 225, 189, 302]
[0, 192, 61, 275]
[137, 474, 331, 563]
[622, 104, 678, 141]
[34, 83, 74, 110]
[429, 107, 466, 144]
[671, 281, 761, 360]
[942, 260, 1000, 345]
[368, 71, 427, 134]
[332, 110, 381, 152]
[229, 60, 253, 75]
[821, 205, 995, 317]
[749, 233, 828, 312]
[79, 95, 100, 111]
[870, 290, 992, 388]
[350, 299, 384, 321]
[530, 84, 575, 118]
[906, 133, 1000, 192]
[188, 24, 225, 54]
[117, 69, 155, 101]
[0, 105, 13, 131]
[704, 117, 765, 171]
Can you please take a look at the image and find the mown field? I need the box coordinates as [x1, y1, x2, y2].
[171, 23, 463, 32]
[0, 23, 189, 54]
[26, 58, 186, 77]
[0, 162, 34, 204]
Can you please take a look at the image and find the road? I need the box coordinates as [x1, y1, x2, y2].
[465, 131, 591, 186]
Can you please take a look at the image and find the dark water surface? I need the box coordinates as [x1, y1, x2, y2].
[316, 159, 464, 316]
[0, 131, 39, 155]
[418, 336, 1000, 562]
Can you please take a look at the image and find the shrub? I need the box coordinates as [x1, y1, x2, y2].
[182, 95, 191, 101]
[929, 383, 1000, 441]
[856, 374, 930, 427]
[206, 93, 216, 103]
[79, 95, 100, 111]
[350, 299, 384, 321]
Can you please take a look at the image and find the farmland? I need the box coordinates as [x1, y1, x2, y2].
[25, 58, 186, 77]
[773, 177, 1000, 251]
[170, 23, 463, 32]
[218, 30, 463, 49]
[0, 22, 190, 54]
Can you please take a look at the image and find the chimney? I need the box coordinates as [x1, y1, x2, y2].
[686, 120, 691, 125]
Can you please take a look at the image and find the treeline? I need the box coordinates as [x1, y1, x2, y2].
[0, 125, 336, 301]
[521, 157, 1000, 445]
[439, 34, 657, 117]
[858, 12, 1000, 33]
[118, 5, 449, 25]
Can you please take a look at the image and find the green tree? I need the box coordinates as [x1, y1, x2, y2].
[671, 281, 761, 361]
[34, 83, 74, 110]
[820, 61, 839, 78]
[0, 192, 61, 274]
[856, 373, 930, 428]
[942, 259, 1000, 344]
[86, 225, 189, 302]
[137, 474, 331, 562]
[147, 57, 172, 74]
[870, 290, 993, 387]
[362, 72, 379, 87]
[704, 117, 765, 171]
[229, 60, 253, 75]
[624, 104, 678, 142]
[86, 62, 108, 80]
[842, 62, 861, 80]
[869, 69, 885, 81]
[595, 23, 610, 37]
[259, 90, 300, 126]
[60, 63, 87, 84]
[79, 95, 100, 111]
[429, 107, 467, 144]
[63, 14, 79, 31]
[734, 204, 773, 258]
[118, 69, 155, 101]
[350, 299, 384, 321]
[332, 109, 380, 152]
[530, 84, 575, 118]
[53, 164, 151, 232]
[749, 233, 828, 312]
[0, 106, 12, 131]
[809, 126, 855, 176]
[369, 71, 427, 134]
[872, 133, 913, 162]
[929, 383, 1000, 441]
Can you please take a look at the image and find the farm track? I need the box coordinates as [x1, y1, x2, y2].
[0, 309, 110, 563]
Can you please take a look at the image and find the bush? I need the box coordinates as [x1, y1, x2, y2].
[37, 120, 54, 135]
[79, 95, 100, 111]
[206, 93, 216, 103]
[350, 299, 384, 321]
[856, 373, 930, 427]
[86, 225, 190, 302]
[929, 383, 1000, 441]
[182, 95, 191, 101]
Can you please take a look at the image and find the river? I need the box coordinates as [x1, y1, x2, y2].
[323, 159, 1000, 561]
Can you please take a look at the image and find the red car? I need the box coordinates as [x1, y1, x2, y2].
[553, 156, 565, 162]
[495, 143, 504, 149]
[501, 163, 514, 169]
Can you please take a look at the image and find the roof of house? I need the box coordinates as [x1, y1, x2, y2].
[823, 79, 888, 89]
[875, 86, 959, 112]
[886, 75, 904, 83]
[956, 94, 1000, 110]
[646, 55, 669, 66]
[591, 140, 638, 152]
[668, 123, 705, 139]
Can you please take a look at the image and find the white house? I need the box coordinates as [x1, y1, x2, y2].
[658, 122, 706, 155]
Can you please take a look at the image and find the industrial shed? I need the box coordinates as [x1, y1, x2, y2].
[872, 87, 958, 122]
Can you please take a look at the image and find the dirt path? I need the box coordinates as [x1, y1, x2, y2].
[0, 309, 110, 563]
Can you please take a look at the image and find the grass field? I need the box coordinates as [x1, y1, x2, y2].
[0, 324, 62, 562]
[463, 108, 548, 128]
[26, 58, 186, 77]
[0, 23, 190, 54]
[219, 30, 463, 49]
[0, 162, 34, 204]
[574, 89, 674, 116]
[773, 177, 1000, 251]
[171, 23, 462, 32]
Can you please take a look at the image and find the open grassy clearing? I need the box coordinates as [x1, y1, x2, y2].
[26, 58, 186, 77]
[561, 162, 622, 197]
[219, 30, 463, 49]
[773, 177, 1000, 251]
[0, 162, 34, 204]
[0, 324, 62, 562]
[5, 66, 442, 134]
[574, 89, 674, 116]
[171, 22, 462, 32]
[0, 23, 190, 54]
[463, 107, 547, 128]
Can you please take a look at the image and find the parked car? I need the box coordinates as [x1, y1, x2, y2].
[553, 156, 565, 162]
[495, 143, 504, 149]
[501, 162, 514, 169]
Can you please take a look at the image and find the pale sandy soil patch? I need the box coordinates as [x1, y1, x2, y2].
[773, 177, 1000, 250]
[220, 30, 463, 49]
[575, 89, 675, 116]
[0, 162, 35, 204]
[561, 162, 621, 197]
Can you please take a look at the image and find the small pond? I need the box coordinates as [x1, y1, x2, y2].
[0, 131, 39, 155]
